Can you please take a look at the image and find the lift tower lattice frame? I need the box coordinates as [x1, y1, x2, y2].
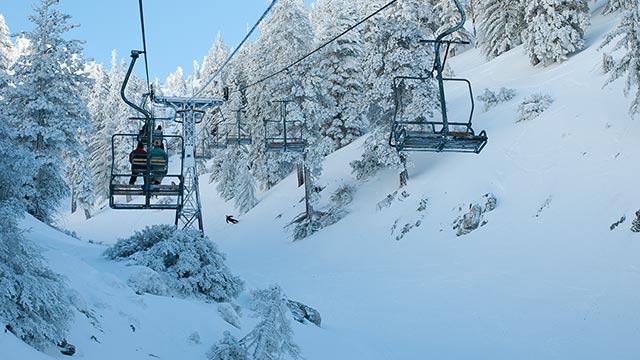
[153, 96, 223, 233]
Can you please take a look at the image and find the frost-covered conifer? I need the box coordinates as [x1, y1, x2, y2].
[3, 0, 92, 222]
[243, 0, 313, 190]
[599, 0, 640, 116]
[244, 285, 301, 360]
[0, 115, 74, 349]
[65, 148, 96, 219]
[352, 0, 438, 184]
[200, 32, 230, 98]
[0, 209, 74, 350]
[603, 0, 628, 14]
[477, 0, 526, 59]
[234, 158, 259, 214]
[307, 0, 366, 149]
[208, 331, 250, 360]
[523, 0, 590, 66]
[164, 67, 188, 97]
[434, 0, 473, 56]
[0, 14, 14, 75]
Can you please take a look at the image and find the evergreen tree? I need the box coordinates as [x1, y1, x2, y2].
[434, 0, 473, 56]
[200, 32, 230, 98]
[65, 147, 96, 219]
[164, 66, 188, 96]
[351, 0, 439, 184]
[603, 0, 628, 14]
[3, 0, 92, 222]
[234, 155, 259, 214]
[244, 285, 301, 360]
[243, 0, 313, 190]
[600, 0, 640, 116]
[307, 0, 366, 150]
[523, 0, 590, 66]
[0, 14, 14, 75]
[0, 99, 73, 351]
[477, 0, 526, 59]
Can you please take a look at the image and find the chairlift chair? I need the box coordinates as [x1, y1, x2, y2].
[264, 70, 305, 153]
[226, 108, 252, 146]
[388, 0, 487, 154]
[109, 50, 185, 211]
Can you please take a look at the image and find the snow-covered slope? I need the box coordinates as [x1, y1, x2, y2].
[8, 7, 640, 360]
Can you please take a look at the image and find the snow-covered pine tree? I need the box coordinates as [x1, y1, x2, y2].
[208, 331, 250, 360]
[477, 0, 526, 59]
[217, 146, 241, 201]
[243, 0, 313, 190]
[0, 14, 14, 76]
[434, 0, 473, 56]
[87, 52, 132, 201]
[307, 0, 366, 150]
[351, 0, 439, 185]
[65, 147, 96, 219]
[603, 0, 628, 14]
[164, 67, 188, 97]
[200, 32, 230, 98]
[234, 154, 259, 214]
[0, 108, 74, 351]
[244, 285, 301, 360]
[3, 0, 92, 223]
[600, 0, 640, 116]
[523, 0, 590, 66]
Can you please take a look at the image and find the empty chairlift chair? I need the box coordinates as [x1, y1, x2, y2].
[388, 0, 487, 154]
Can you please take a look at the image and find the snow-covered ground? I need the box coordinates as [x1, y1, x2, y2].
[5, 6, 640, 360]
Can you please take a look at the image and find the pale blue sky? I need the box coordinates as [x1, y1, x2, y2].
[2, 1, 314, 80]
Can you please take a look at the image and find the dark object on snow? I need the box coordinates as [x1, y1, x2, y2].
[287, 300, 321, 327]
[631, 211, 640, 232]
[610, 216, 626, 231]
[58, 340, 76, 356]
[226, 215, 239, 224]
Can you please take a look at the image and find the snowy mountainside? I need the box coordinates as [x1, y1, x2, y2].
[7, 7, 640, 360]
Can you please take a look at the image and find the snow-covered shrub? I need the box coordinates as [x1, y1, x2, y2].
[127, 267, 169, 296]
[453, 194, 498, 236]
[245, 285, 301, 360]
[477, 87, 517, 111]
[291, 208, 346, 241]
[330, 184, 356, 208]
[105, 225, 244, 302]
[208, 331, 249, 360]
[0, 208, 74, 350]
[218, 303, 242, 329]
[516, 93, 554, 122]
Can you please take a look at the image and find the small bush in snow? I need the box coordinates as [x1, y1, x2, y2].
[516, 93, 554, 122]
[218, 303, 242, 329]
[477, 87, 517, 111]
[330, 184, 356, 208]
[105, 225, 244, 302]
[208, 331, 250, 360]
[127, 267, 169, 296]
[631, 211, 640, 233]
[291, 208, 346, 241]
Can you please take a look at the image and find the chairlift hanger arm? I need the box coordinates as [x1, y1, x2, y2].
[121, 50, 152, 120]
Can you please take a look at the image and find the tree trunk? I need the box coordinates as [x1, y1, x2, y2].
[71, 190, 77, 213]
[399, 153, 409, 188]
[84, 208, 92, 220]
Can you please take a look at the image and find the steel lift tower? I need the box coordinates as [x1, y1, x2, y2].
[154, 96, 224, 232]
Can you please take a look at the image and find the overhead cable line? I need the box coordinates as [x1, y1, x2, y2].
[191, 0, 278, 100]
[235, 0, 398, 94]
[138, 0, 152, 94]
